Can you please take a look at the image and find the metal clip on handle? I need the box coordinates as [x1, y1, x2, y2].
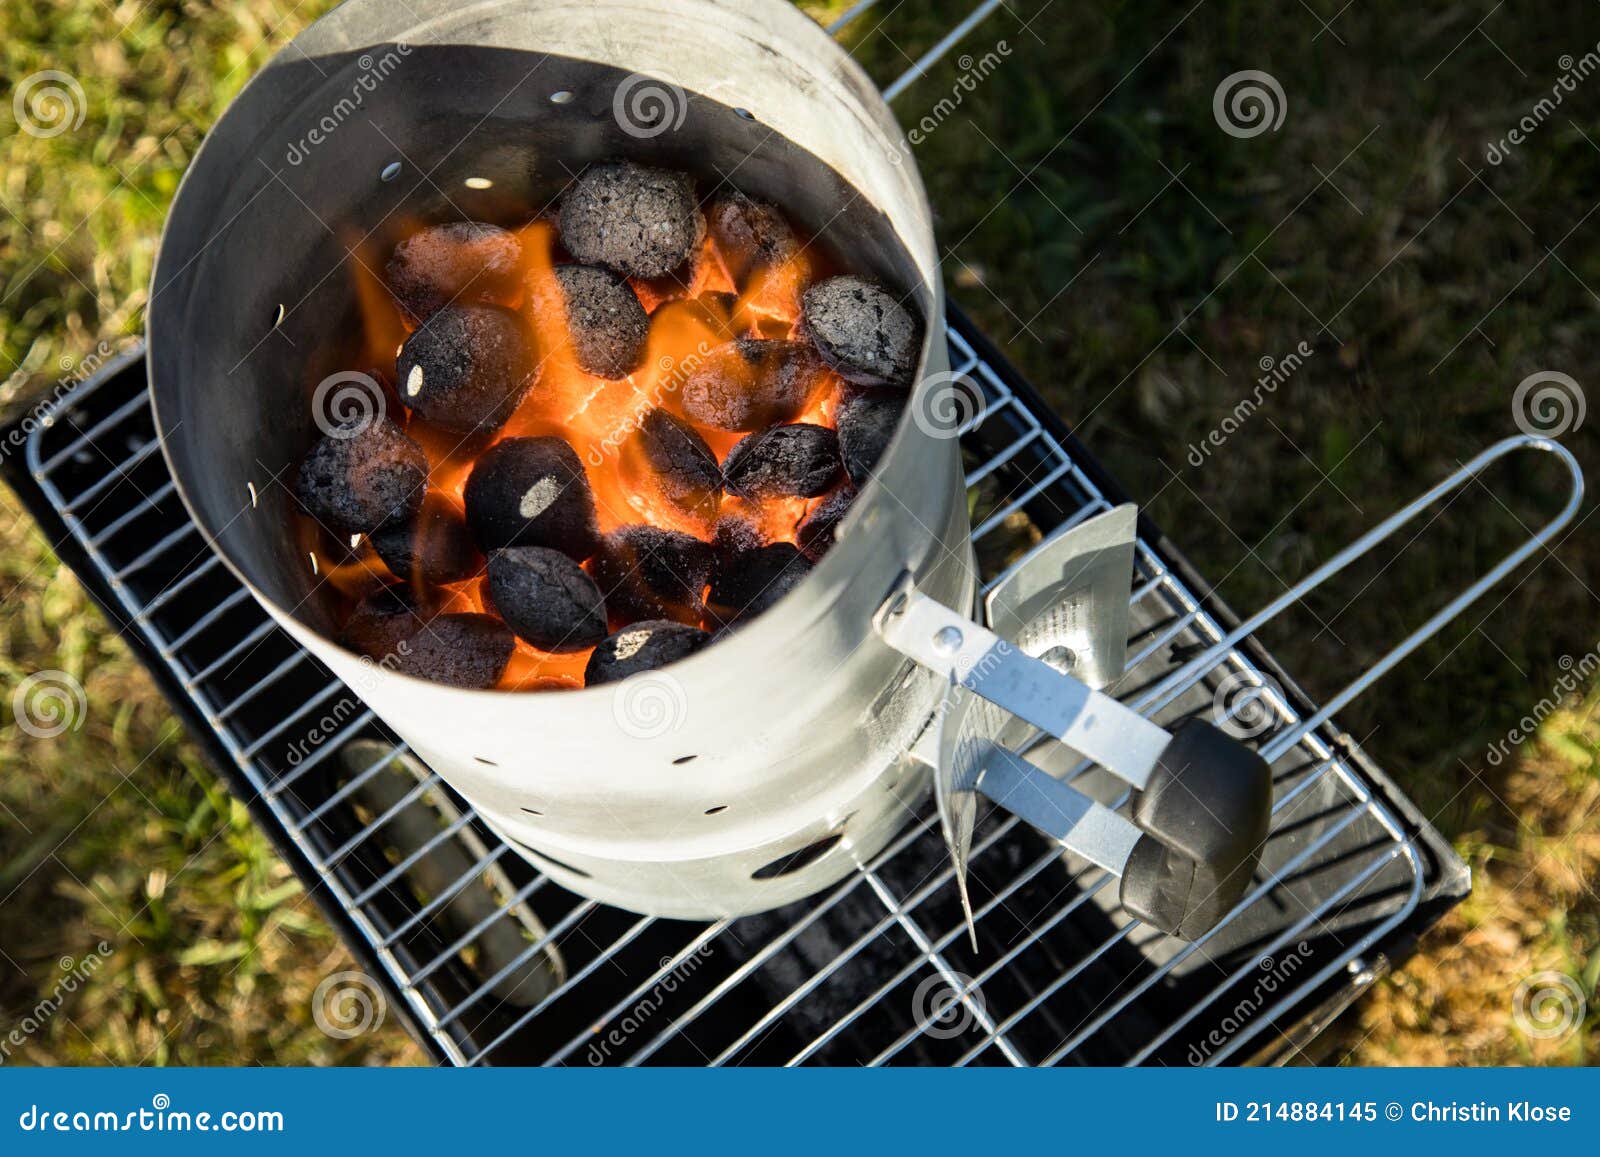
[876, 586, 1273, 940]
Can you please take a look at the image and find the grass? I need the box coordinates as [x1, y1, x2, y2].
[1, 0, 1596, 1064]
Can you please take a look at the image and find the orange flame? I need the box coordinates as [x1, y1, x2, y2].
[309, 207, 845, 689]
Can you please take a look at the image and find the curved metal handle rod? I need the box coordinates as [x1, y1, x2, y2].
[1141, 434, 1583, 754]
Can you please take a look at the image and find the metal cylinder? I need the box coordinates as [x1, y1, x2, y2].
[148, 0, 972, 918]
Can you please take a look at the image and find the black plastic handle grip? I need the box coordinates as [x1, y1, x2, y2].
[1118, 718, 1273, 939]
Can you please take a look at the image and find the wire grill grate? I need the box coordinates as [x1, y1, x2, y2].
[22, 316, 1447, 1067]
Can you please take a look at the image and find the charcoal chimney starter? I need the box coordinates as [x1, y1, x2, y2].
[149, 0, 1273, 933]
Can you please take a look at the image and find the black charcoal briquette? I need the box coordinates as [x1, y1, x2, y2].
[558, 162, 704, 279]
[590, 525, 714, 625]
[722, 423, 842, 500]
[681, 338, 830, 432]
[836, 391, 905, 488]
[370, 492, 484, 585]
[632, 409, 723, 529]
[464, 436, 601, 559]
[801, 275, 920, 387]
[584, 620, 712, 686]
[386, 222, 523, 323]
[708, 542, 811, 627]
[395, 613, 515, 689]
[295, 418, 428, 537]
[706, 191, 799, 284]
[550, 264, 648, 379]
[340, 584, 431, 661]
[797, 486, 857, 562]
[484, 546, 608, 652]
[395, 304, 534, 435]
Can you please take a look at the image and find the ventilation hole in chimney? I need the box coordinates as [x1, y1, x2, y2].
[464, 176, 493, 190]
[704, 805, 727, 816]
[672, 754, 697, 765]
[474, 756, 498, 767]
[380, 161, 402, 182]
[752, 832, 843, 880]
[550, 90, 575, 104]
[510, 839, 591, 879]
[520, 807, 544, 816]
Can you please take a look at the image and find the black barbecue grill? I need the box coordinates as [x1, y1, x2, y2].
[1, 0, 1580, 1067]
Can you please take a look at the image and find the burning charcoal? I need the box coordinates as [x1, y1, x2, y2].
[584, 620, 712, 686]
[797, 486, 857, 562]
[386, 221, 523, 322]
[722, 423, 842, 500]
[836, 390, 905, 488]
[340, 584, 431, 660]
[590, 524, 715, 625]
[559, 162, 705, 279]
[395, 613, 515, 690]
[295, 418, 427, 537]
[711, 511, 768, 566]
[551, 264, 648, 379]
[485, 546, 608, 653]
[801, 275, 920, 387]
[395, 304, 534, 435]
[681, 338, 831, 432]
[708, 542, 812, 627]
[464, 436, 601, 559]
[370, 492, 485, 585]
[706, 191, 799, 284]
[632, 409, 723, 529]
